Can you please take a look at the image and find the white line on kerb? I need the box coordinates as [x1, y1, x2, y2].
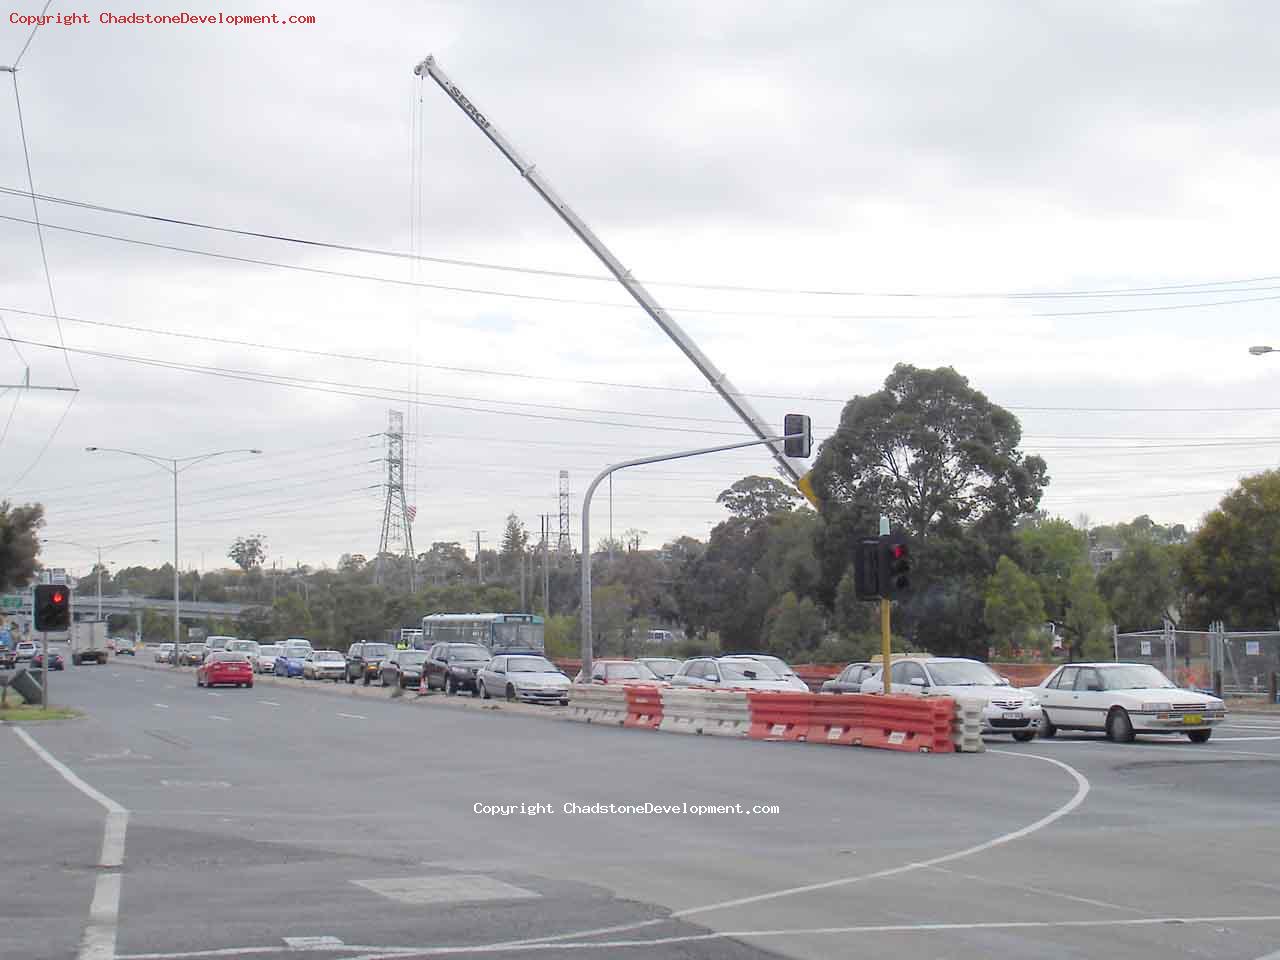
[337, 713, 367, 720]
[13, 728, 129, 960]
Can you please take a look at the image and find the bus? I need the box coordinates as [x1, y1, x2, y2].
[418, 613, 544, 655]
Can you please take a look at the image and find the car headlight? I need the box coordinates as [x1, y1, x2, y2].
[1142, 702, 1172, 712]
[1022, 698, 1039, 708]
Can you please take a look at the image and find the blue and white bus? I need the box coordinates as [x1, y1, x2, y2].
[418, 613, 544, 655]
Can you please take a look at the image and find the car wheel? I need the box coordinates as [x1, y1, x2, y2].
[445, 675, 456, 696]
[479, 681, 489, 700]
[347, 673, 355, 684]
[247, 681, 254, 689]
[1106, 707, 1136, 743]
[196, 675, 202, 687]
[1012, 731, 1036, 742]
[1187, 729, 1212, 743]
[506, 684, 516, 702]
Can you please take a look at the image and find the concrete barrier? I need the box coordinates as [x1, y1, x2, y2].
[951, 697, 986, 753]
[566, 684, 627, 725]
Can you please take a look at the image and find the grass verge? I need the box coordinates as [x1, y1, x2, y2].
[0, 704, 82, 722]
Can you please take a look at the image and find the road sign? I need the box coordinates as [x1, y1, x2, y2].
[1, 595, 25, 610]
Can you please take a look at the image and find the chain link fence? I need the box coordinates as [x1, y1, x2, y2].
[1115, 623, 1280, 700]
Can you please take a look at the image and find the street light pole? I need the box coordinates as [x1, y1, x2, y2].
[41, 536, 161, 624]
[86, 446, 262, 662]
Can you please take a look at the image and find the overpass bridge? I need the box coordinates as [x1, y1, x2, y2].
[6, 594, 254, 621]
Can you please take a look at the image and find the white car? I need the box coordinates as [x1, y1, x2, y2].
[670, 656, 808, 692]
[1029, 662, 1226, 743]
[154, 642, 175, 663]
[14, 640, 36, 663]
[734, 654, 811, 691]
[859, 656, 1042, 741]
[255, 644, 281, 674]
[478, 654, 570, 704]
[227, 639, 260, 663]
[303, 649, 346, 681]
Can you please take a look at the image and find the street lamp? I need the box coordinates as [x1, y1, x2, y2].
[1249, 346, 1275, 356]
[40, 537, 161, 620]
[85, 447, 262, 662]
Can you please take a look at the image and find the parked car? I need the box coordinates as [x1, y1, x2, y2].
[637, 657, 682, 680]
[274, 641, 311, 678]
[821, 662, 878, 694]
[344, 642, 394, 684]
[670, 656, 802, 692]
[1028, 662, 1227, 743]
[113, 638, 137, 656]
[31, 650, 65, 671]
[227, 639, 260, 664]
[202, 635, 237, 658]
[380, 649, 428, 688]
[303, 649, 346, 682]
[14, 640, 36, 664]
[197, 652, 254, 689]
[422, 642, 492, 694]
[479, 654, 571, 704]
[178, 643, 207, 666]
[730, 654, 809, 691]
[154, 642, 175, 663]
[254, 644, 281, 674]
[859, 656, 1042, 742]
[573, 659, 659, 685]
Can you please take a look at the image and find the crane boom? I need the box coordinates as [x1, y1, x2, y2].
[413, 55, 816, 501]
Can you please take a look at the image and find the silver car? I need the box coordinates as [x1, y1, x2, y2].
[304, 649, 346, 681]
[478, 654, 571, 705]
[255, 644, 282, 674]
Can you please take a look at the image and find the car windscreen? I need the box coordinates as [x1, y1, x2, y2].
[362, 644, 391, 657]
[750, 656, 797, 676]
[260, 646, 281, 655]
[315, 651, 343, 661]
[643, 659, 680, 675]
[720, 661, 779, 681]
[283, 646, 309, 658]
[398, 653, 428, 665]
[508, 657, 557, 673]
[1100, 664, 1176, 690]
[604, 662, 656, 679]
[447, 645, 491, 661]
[925, 661, 1003, 686]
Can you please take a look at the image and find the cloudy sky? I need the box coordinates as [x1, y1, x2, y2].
[2, 0, 1279, 577]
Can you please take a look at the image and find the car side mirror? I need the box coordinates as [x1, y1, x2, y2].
[908, 677, 927, 687]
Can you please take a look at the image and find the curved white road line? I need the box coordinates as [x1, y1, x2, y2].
[13, 727, 130, 960]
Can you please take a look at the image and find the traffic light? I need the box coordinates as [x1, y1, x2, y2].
[783, 413, 812, 458]
[878, 534, 911, 597]
[34, 584, 71, 632]
[853, 538, 881, 600]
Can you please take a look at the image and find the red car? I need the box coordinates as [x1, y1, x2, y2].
[574, 659, 660, 685]
[197, 652, 254, 689]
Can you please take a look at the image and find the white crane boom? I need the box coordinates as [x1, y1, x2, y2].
[413, 55, 816, 502]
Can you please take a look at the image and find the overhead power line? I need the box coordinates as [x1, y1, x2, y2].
[5, 212, 1280, 322]
[3, 184, 1280, 300]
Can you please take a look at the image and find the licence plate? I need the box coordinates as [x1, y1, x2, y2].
[1182, 714, 1203, 725]
[1002, 711, 1023, 720]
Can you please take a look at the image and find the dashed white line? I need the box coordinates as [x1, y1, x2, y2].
[337, 713, 367, 721]
[12, 728, 129, 960]
[153, 703, 169, 709]
[208, 715, 231, 722]
[259, 700, 280, 707]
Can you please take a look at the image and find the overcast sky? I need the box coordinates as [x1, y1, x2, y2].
[2, 0, 1279, 578]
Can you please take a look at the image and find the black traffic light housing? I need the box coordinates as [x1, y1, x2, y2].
[34, 583, 71, 632]
[853, 538, 881, 600]
[783, 413, 812, 458]
[878, 533, 911, 597]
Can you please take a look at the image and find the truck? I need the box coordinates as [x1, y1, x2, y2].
[70, 620, 109, 666]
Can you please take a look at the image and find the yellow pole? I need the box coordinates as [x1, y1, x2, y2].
[881, 597, 891, 694]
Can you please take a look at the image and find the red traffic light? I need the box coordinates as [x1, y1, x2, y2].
[52, 591, 65, 604]
[890, 544, 907, 560]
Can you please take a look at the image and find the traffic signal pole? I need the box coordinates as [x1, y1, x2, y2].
[879, 515, 891, 694]
[40, 629, 47, 710]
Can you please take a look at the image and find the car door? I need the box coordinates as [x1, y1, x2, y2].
[1072, 667, 1108, 730]
[898, 661, 928, 696]
[488, 657, 507, 694]
[1037, 667, 1075, 726]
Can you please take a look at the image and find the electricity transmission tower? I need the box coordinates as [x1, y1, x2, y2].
[375, 410, 416, 586]
[557, 470, 572, 560]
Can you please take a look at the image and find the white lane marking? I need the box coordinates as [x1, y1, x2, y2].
[1253, 951, 1280, 960]
[337, 712, 367, 721]
[283, 938, 345, 950]
[114, 914, 1280, 959]
[259, 700, 280, 707]
[926, 864, 1145, 913]
[208, 715, 231, 722]
[354, 875, 538, 905]
[208, 692, 221, 697]
[501, 749, 1092, 950]
[153, 703, 169, 709]
[135, 678, 144, 683]
[13, 728, 129, 960]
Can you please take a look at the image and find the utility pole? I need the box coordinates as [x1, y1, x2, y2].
[519, 549, 527, 610]
[539, 513, 552, 617]
[474, 530, 485, 584]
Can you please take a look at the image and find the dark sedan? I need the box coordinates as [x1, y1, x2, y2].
[821, 662, 878, 694]
[345, 642, 394, 684]
[379, 650, 428, 688]
[31, 651, 65, 671]
[422, 642, 491, 695]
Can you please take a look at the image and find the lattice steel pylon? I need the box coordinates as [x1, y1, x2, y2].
[376, 410, 415, 585]
[557, 469, 571, 559]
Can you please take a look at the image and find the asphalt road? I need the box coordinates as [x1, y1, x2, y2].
[4, 653, 1280, 960]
